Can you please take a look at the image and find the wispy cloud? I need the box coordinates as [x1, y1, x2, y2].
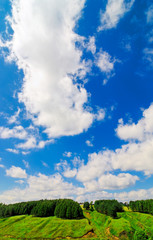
[63, 152, 72, 158]
[22, 160, 29, 169]
[98, 0, 135, 31]
[6, 148, 19, 154]
[7, 108, 21, 125]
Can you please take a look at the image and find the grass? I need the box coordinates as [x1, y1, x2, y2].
[1, 209, 153, 239]
[0, 215, 93, 239]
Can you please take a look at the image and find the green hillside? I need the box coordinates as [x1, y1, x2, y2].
[0, 209, 153, 239]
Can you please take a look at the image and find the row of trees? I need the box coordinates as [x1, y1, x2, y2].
[129, 200, 153, 214]
[94, 200, 123, 218]
[0, 199, 83, 219]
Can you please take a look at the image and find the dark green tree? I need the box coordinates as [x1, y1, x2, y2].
[83, 202, 90, 210]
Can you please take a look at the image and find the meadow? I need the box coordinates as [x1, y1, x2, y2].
[0, 207, 153, 239]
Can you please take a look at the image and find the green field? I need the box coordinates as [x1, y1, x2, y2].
[0, 209, 153, 239]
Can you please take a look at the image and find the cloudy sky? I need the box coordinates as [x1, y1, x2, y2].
[0, 0, 153, 204]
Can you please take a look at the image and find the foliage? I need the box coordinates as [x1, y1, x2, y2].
[133, 229, 148, 240]
[0, 199, 83, 219]
[83, 201, 90, 210]
[94, 199, 123, 218]
[54, 199, 83, 219]
[129, 199, 153, 215]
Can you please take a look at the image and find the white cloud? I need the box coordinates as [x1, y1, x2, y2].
[71, 156, 84, 167]
[86, 36, 96, 54]
[116, 103, 153, 141]
[6, 166, 27, 179]
[63, 168, 77, 178]
[0, 169, 151, 204]
[98, 0, 135, 31]
[16, 137, 54, 150]
[76, 187, 153, 203]
[0, 164, 5, 168]
[55, 160, 68, 172]
[80, 173, 138, 194]
[22, 160, 29, 169]
[76, 191, 113, 203]
[0, 173, 76, 204]
[7, 108, 20, 124]
[143, 48, 153, 68]
[86, 140, 93, 147]
[15, 180, 24, 184]
[95, 108, 106, 121]
[6, 148, 19, 154]
[76, 104, 153, 186]
[1, 0, 97, 139]
[0, 126, 27, 139]
[146, 4, 153, 24]
[95, 50, 115, 73]
[115, 187, 153, 202]
[63, 151, 72, 158]
[98, 173, 139, 190]
[42, 161, 49, 168]
[22, 151, 30, 155]
[76, 151, 112, 182]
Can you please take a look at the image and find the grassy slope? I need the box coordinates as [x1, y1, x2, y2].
[0, 215, 92, 239]
[84, 210, 153, 239]
[1, 210, 153, 239]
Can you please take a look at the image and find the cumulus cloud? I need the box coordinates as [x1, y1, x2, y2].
[95, 108, 106, 121]
[0, 173, 76, 204]
[71, 156, 84, 167]
[79, 173, 139, 192]
[76, 103, 153, 189]
[95, 50, 115, 73]
[0, 126, 27, 139]
[0, 0, 98, 139]
[6, 166, 27, 179]
[86, 36, 96, 54]
[16, 137, 54, 150]
[98, 0, 135, 31]
[115, 187, 153, 202]
[63, 168, 77, 178]
[116, 103, 153, 141]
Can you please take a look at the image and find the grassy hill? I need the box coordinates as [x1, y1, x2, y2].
[0, 209, 153, 239]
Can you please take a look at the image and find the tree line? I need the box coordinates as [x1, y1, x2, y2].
[0, 199, 83, 219]
[129, 199, 153, 214]
[94, 199, 123, 218]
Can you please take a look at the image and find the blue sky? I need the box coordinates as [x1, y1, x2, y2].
[0, 0, 153, 203]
